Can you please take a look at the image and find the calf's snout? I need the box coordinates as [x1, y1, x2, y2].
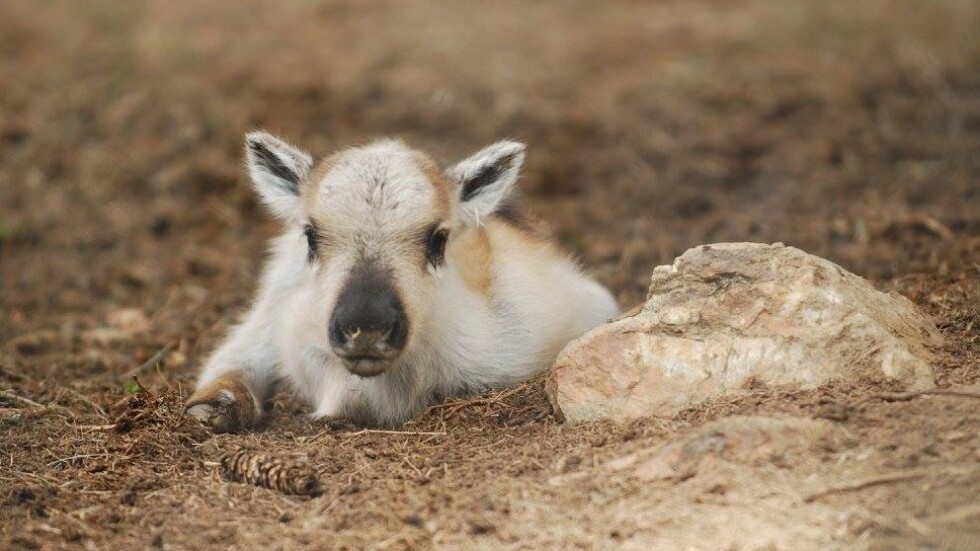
[329, 261, 408, 377]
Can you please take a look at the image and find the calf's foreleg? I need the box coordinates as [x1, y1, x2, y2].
[186, 304, 281, 433]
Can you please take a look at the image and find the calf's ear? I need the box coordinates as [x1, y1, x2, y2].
[244, 131, 313, 222]
[449, 141, 525, 226]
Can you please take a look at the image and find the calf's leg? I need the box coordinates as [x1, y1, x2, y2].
[186, 371, 269, 433]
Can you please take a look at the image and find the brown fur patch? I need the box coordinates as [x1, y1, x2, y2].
[488, 217, 567, 269]
[414, 151, 453, 220]
[493, 198, 552, 238]
[302, 153, 342, 212]
[185, 372, 260, 433]
[449, 226, 494, 296]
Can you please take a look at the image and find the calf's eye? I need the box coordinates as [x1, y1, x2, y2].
[304, 224, 318, 262]
[426, 228, 449, 268]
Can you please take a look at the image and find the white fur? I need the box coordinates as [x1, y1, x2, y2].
[244, 131, 313, 223]
[196, 136, 618, 427]
[450, 141, 525, 227]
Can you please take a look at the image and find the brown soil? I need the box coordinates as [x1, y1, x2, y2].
[2, 1, 979, 549]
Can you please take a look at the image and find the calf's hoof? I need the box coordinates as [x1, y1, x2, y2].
[185, 374, 260, 433]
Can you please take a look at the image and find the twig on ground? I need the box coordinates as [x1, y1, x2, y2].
[402, 456, 424, 478]
[0, 389, 46, 408]
[804, 465, 980, 503]
[930, 503, 980, 524]
[884, 213, 954, 240]
[130, 376, 154, 396]
[422, 383, 527, 417]
[804, 471, 928, 502]
[47, 453, 125, 468]
[853, 388, 980, 408]
[345, 429, 447, 437]
[121, 342, 176, 380]
[902, 515, 934, 538]
[77, 424, 118, 431]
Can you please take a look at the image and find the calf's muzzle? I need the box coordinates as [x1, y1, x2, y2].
[329, 260, 408, 377]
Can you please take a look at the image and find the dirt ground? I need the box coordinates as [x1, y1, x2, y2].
[2, 0, 979, 549]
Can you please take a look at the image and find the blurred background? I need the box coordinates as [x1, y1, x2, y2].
[1, 0, 978, 388]
[2, 0, 978, 323]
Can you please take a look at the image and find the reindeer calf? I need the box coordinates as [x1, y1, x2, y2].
[186, 133, 618, 431]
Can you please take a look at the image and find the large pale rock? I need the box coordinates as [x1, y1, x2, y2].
[547, 242, 942, 422]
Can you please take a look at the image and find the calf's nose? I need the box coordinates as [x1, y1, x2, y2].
[328, 260, 409, 362]
[330, 317, 401, 357]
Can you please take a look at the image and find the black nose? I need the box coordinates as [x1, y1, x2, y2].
[329, 261, 409, 363]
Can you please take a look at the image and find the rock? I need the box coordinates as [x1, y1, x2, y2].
[106, 308, 151, 334]
[7, 330, 59, 355]
[547, 242, 941, 422]
[0, 412, 24, 428]
[606, 416, 851, 481]
[81, 328, 133, 346]
[166, 350, 187, 369]
[80, 308, 150, 347]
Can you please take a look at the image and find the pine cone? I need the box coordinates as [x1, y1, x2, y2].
[219, 447, 322, 496]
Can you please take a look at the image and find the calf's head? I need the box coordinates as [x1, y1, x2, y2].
[244, 132, 525, 377]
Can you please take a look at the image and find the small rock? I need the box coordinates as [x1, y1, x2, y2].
[547, 243, 941, 422]
[468, 520, 496, 535]
[120, 265, 152, 288]
[106, 308, 150, 334]
[7, 330, 59, 354]
[119, 488, 138, 506]
[942, 430, 969, 442]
